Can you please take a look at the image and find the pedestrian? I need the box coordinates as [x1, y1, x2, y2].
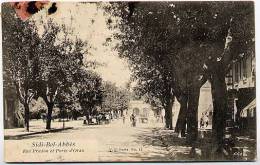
[204, 115, 209, 128]
[123, 115, 125, 124]
[200, 115, 204, 128]
[200, 113, 208, 139]
[105, 113, 110, 124]
[130, 113, 136, 127]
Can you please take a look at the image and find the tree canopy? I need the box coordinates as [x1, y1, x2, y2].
[104, 1, 254, 150]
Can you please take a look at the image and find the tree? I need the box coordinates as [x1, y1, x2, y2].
[37, 20, 86, 129]
[133, 66, 175, 129]
[105, 1, 254, 153]
[75, 70, 103, 124]
[105, 2, 178, 129]
[105, 2, 204, 136]
[2, 4, 40, 131]
[199, 2, 254, 153]
[101, 82, 130, 118]
[161, 1, 254, 152]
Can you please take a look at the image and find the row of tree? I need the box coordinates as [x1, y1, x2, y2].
[105, 1, 254, 153]
[2, 4, 130, 131]
[3, 4, 87, 131]
[102, 82, 130, 116]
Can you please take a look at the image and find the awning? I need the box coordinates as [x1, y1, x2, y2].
[240, 99, 256, 118]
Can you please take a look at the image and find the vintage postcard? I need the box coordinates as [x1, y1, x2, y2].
[2, 1, 256, 162]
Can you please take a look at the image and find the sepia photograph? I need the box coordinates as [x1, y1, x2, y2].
[1, 1, 256, 162]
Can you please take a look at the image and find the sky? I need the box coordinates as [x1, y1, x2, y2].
[32, 2, 131, 88]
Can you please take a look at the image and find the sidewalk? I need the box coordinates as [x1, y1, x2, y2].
[156, 128, 256, 161]
[157, 128, 202, 161]
[4, 120, 84, 140]
[4, 119, 122, 140]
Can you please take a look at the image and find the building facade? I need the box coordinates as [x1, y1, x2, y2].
[128, 100, 156, 123]
[225, 52, 256, 131]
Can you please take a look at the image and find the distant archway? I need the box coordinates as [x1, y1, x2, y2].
[133, 107, 140, 116]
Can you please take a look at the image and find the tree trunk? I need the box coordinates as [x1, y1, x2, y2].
[84, 113, 90, 125]
[24, 103, 30, 132]
[83, 119, 87, 125]
[186, 87, 200, 146]
[211, 70, 228, 152]
[164, 107, 169, 128]
[164, 98, 174, 130]
[46, 103, 54, 129]
[83, 108, 90, 125]
[175, 95, 187, 137]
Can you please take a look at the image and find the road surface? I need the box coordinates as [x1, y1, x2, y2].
[5, 119, 172, 162]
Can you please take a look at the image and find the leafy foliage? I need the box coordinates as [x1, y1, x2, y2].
[105, 1, 254, 92]
[2, 4, 41, 131]
[2, 4, 40, 104]
[105, 1, 254, 144]
[102, 81, 130, 112]
[75, 69, 103, 116]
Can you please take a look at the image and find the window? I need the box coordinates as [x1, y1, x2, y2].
[234, 63, 239, 82]
[133, 108, 140, 116]
[242, 57, 247, 78]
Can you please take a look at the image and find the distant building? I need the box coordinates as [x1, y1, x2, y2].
[173, 81, 213, 128]
[172, 100, 180, 126]
[128, 100, 155, 122]
[128, 100, 152, 116]
[198, 81, 212, 124]
[226, 53, 255, 90]
[200, 103, 213, 125]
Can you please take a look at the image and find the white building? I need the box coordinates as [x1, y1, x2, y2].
[173, 81, 213, 127]
[128, 100, 153, 117]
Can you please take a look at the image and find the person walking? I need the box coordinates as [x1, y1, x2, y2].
[200, 113, 205, 128]
[204, 115, 209, 128]
[130, 113, 136, 127]
[122, 115, 126, 124]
